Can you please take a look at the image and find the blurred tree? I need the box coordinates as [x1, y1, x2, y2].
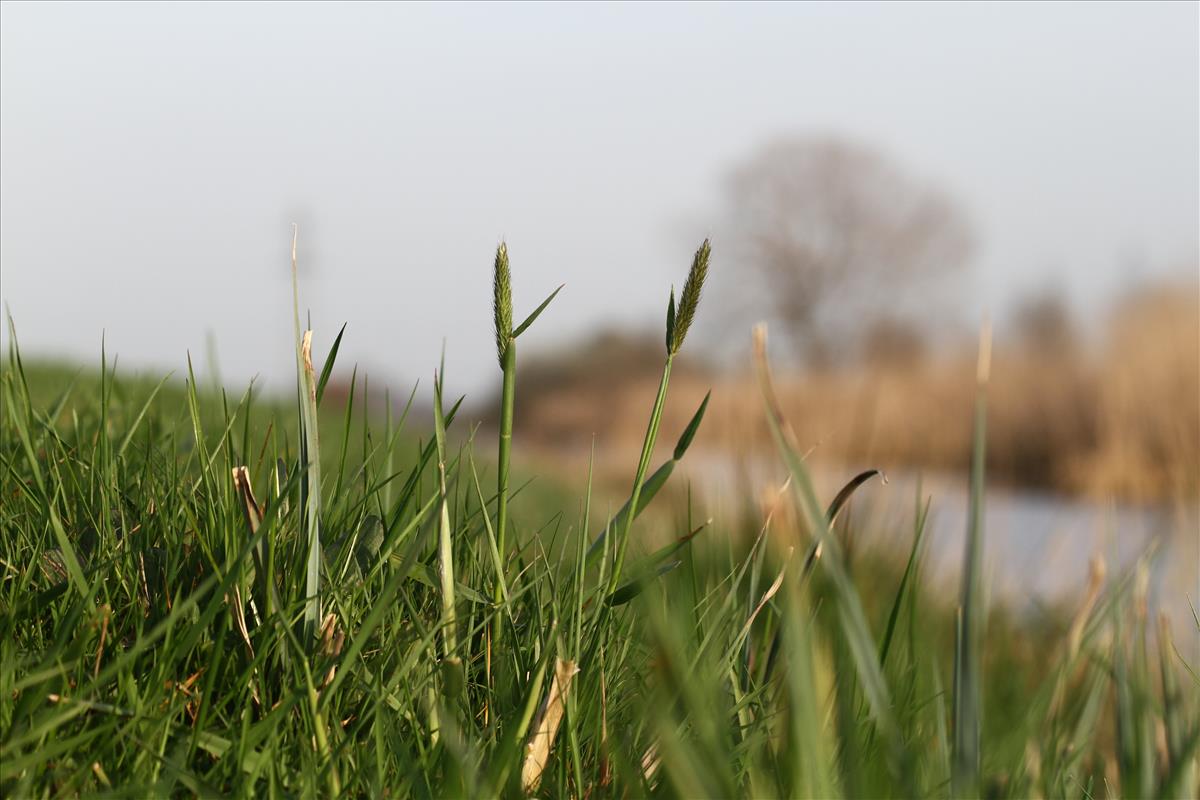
[721, 136, 972, 368]
[1010, 287, 1077, 356]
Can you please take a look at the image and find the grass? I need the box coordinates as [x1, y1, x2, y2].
[1, 241, 1197, 798]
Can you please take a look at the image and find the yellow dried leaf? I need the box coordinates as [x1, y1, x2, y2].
[521, 658, 579, 792]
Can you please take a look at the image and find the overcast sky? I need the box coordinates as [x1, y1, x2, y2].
[2, 1, 1196, 397]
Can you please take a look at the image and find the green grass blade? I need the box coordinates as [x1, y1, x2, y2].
[879, 495, 929, 669]
[588, 391, 709, 562]
[511, 284, 564, 338]
[953, 322, 990, 797]
[315, 322, 347, 406]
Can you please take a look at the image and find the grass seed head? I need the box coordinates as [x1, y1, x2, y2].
[670, 238, 710, 354]
[493, 242, 513, 366]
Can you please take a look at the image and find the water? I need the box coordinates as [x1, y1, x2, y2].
[682, 453, 1200, 659]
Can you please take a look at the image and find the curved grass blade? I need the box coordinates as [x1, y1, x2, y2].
[797, 469, 884, 581]
[512, 284, 564, 339]
[827, 468, 882, 526]
[315, 322, 347, 406]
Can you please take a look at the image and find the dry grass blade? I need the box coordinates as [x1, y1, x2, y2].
[1068, 555, 1107, 658]
[641, 742, 661, 783]
[226, 467, 262, 644]
[753, 325, 801, 452]
[231, 466, 262, 534]
[522, 658, 579, 792]
[232, 465, 285, 631]
[734, 547, 792, 651]
[319, 612, 344, 689]
[301, 331, 316, 397]
[299, 329, 323, 640]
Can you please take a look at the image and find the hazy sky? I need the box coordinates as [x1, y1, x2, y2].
[2, 1, 1196, 398]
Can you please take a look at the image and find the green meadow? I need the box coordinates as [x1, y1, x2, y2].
[1, 242, 1195, 799]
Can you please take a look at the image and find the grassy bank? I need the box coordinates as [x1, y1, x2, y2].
[2, 246, 1196, 798]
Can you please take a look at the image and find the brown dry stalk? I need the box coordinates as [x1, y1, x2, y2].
[301, 330, 316, 403]
[737, 547, 793, 645]
[231, 466, 263, 533]
[319, 612, 344, 657]
[522, 658, 580, 792]
[1067, 554, 1106, 658]
[752, 324, 801, 453]
[641, 742, 661, 782]
[320, 612, 344, 689]
[137, 552, 150, 612]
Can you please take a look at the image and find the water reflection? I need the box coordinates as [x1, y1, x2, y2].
[685, 456, 1199, 660]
